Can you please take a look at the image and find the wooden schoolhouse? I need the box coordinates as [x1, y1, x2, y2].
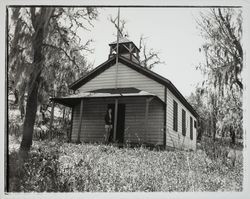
[53, 37, 198, 150]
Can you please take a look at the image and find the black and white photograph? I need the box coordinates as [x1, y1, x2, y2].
[1, 0, 250, 198]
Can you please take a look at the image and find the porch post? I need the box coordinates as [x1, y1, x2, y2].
[144, 97, 153, 144]
[77, 99, 84, 143]
[69, 107, 74, 142]
[164, 87, 167, 149]
[113, 98, 118, 142]
[49, 100, 55, 140]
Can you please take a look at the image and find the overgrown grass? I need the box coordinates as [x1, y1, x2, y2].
[8, 135, 243, 192]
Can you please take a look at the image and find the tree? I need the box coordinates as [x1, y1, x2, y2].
[8, 7, 98, 157]
[187, 87, 210, 141]
[109, 15, 164, 69]
[197, 8, 243, 91]
[196, 8, 243, 144]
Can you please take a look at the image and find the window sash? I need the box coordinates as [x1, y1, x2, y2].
[173, 100, 178, 131]
[190, 117, 193, 140]
[182, 109, 186, 136]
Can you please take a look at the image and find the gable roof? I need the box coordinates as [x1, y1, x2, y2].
[109, 37, 131, 45]
[69, 56, 199, 118]
[109, 37, 140, 52]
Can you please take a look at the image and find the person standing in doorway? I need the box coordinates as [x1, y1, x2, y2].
[104, 107, 113, 144]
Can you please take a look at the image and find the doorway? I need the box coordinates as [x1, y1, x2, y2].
[107, 103, 126, 143]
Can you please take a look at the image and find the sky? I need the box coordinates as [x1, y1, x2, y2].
[80, 7, 207, 97]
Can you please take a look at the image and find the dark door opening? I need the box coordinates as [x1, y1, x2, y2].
[107, 103, 126, 143]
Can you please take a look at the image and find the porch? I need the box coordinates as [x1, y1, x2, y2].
[52, 87, 165, 146]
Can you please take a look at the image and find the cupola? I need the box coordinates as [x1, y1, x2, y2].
[108, 37, 140, 63]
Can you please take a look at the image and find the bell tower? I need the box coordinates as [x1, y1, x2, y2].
[108, 37, 140, 64]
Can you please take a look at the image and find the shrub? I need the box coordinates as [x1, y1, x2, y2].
[8, 138, 243, 192]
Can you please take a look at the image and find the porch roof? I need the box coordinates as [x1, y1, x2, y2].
[51, 87, 163, 107]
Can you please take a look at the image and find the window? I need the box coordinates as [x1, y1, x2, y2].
[194, 120, 197, 128]
[173, 100, 178, 131]
[182, 109, 186, 136]
[190, 117, 193, 140]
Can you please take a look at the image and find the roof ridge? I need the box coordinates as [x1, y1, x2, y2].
[109, 37, 132, 45]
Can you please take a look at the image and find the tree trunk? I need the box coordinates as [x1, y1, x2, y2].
[49, 100, 55, 140]
[40, 106, 46, 124]
[209, 116, 213, 138]
[62, 107, 65, 120]
[212, 115, 216, 142]
[62, 107, 66, 127]
[230, 126, 236, 145]
[14, 89, 19, 104]
[19, 77, 40, 153]
[222, 129, 225, 137]
[19, 94, 25, 120]
[19, 9, 46, 157]
[197, 118, 205, 141]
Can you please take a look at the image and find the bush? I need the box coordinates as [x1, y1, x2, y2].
[198, 136, 243, 168]
[9, 142, 65, 192]
[8, 138, 243, 192]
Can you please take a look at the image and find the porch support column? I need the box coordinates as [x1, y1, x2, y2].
[113, 98, 119, 142]
[49, 100, 55, 140]
[77, 99, 84, 143]
[164, 87, 167, 149]
[69, 107, 74, 142]
[144, 97, 153, 144]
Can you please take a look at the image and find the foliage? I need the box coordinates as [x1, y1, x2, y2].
[187, 87, 210, 140]
[9, 7, 97, 112]
[8, 7, 98, 152]
[8, 137, 243, 192]
[8, 107, 23, 137]
[195, 8, 243, 142]
[9, 105, 71, 143]
[196, 8, 243, 91]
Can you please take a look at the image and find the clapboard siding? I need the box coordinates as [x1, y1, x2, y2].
[71, 97, 164, 145]
[124, 98, 164, 145]
[78, 62, 165, 101]
[71, 99, 110, 142]
[70, 60, 197, 150]
[166, 87, 197, 150]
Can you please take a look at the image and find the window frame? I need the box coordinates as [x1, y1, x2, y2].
[182, 109, 186, 136]
[173, 100, 178, 132]
[190, 116, 193, 140]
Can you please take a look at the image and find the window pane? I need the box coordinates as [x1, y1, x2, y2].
[182, 109, 186, 136]
[173, 100, 178, 131]
[190, 117, 193, 140]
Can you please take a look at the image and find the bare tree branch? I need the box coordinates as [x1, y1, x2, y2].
[43, 43, 80, 69]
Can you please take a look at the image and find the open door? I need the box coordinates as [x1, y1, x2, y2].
[107, 103, 126, 143]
